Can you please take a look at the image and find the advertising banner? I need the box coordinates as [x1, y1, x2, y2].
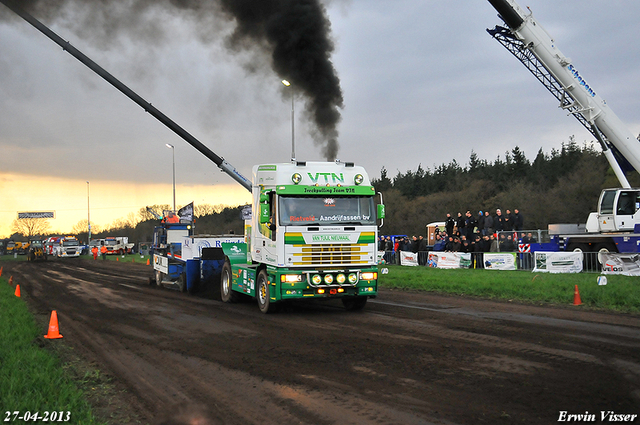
[427, 252, 471, 269]
[484, 253, 517, 270]
[533, 252, 583, 273]
[400, 251, 418, 266]
[600, 253, 640, 276]
[18, 211, 55, 219]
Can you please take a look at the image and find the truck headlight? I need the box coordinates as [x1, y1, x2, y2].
[312, 274, 322, 285]
[281, 274, 303, 283]
[336, 273, 346, 284]
[360, 272, 377, 281]
[348, 273, 358, 283]
[324, 274, 334, 284]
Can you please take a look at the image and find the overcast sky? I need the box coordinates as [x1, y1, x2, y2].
[0, 0, 639, 235]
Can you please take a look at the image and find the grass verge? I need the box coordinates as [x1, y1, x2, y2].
[379, 265, 640, 314]
[0, 276, 102, 424]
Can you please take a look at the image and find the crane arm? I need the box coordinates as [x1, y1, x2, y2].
[487, 0, 640, 187]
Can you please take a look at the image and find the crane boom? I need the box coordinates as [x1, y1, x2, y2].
[0, 0, 252, 192]
[487, 0, 639, 188]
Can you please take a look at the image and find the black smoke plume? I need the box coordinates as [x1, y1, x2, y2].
[1, 0, 343, 160]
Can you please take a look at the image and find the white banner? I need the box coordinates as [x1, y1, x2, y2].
[600, 253, 640, 276]
[533, 252, 583, 273]
[484, 253, 517, 270]
[400, 251, 418, 266]
[427, 252, 471, 269]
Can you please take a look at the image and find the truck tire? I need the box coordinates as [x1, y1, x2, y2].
[342, 296, 368, 311]
[567, 243, 588, 253]
[177, 273, 187, 293]
[256, 270, 277, 314]
[154, 270, 164, 287]
[595, 242, 617, 269]
[220, 261, 240, 303]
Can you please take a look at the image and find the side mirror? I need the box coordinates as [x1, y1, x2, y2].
[377, 204, 386, 219]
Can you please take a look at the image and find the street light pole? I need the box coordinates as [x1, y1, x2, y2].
[166, 143, 176, 212]
[281, 80, 295, 162]
[86, 181, 91, 242]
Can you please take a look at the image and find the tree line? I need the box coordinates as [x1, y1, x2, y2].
[7, 137, 638, 245]
[371, 138, 640, 237]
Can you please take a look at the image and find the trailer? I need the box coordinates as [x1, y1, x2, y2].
[151, 219, 243, 293]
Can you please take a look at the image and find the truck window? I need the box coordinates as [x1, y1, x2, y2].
[279, 196, 376, 226]
[616, 191, 638, 215]
[599, 190, 617, 215]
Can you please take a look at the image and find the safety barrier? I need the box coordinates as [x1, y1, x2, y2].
[380, 250, 608, 273]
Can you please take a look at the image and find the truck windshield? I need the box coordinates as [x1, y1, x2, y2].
[104, 239, 117, 246]
[279, 196, 376, 226]
[62, 240, 78, 247]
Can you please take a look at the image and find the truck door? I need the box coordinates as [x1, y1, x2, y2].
[613, 190, 640, 232]
[255, 190, 278, 265]
[598, 190, 617, 232]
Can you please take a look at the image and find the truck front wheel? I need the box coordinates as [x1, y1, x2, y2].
[256, 270, 277, 314]
[221, 261, 240, 303]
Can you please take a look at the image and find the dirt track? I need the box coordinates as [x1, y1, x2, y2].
[3, 258, 640, 424]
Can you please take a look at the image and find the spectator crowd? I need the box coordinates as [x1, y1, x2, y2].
[379, 209, 539, 266]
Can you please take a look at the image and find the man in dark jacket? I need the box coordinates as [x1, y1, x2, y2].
[465, 211, 477, 240]
[514, 209, 524, 231]
[494, 209, 505, 232]
[504, 209, 515, 231]
[418, 235, 427, 265]
[456, 212, 465, 237]
[483, 211, 493, 236]
[411, 236, 419, 253]
[445, 213, 455, 237]
[477, 211, 485, 235]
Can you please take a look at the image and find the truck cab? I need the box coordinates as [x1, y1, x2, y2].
[595, 188, 640, 232]
[58, 236, 82, 257]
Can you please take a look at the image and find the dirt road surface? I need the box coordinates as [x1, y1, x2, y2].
[3, 258, 640, 424]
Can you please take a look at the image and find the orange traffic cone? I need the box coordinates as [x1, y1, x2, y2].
[14, 284, 20, 298]
[0, 266, 3, 276]
[132, 258, 135, 263]
[573, 285, 582, 305]
[116, 257, 119, 262]
[9, 276, 13, 286]
[44, 311, 63, 339]
[146, 259, 150, 266]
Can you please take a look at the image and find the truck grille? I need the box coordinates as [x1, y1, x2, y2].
[291, 244, 370, 266]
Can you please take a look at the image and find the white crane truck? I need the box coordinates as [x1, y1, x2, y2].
[487, 0, 640, 254]
[0, 0, 385, 312]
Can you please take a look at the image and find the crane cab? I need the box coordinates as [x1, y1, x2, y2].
[596, 188, 640, 232]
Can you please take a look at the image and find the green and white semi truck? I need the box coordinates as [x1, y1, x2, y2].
[221, 161, 385, 313]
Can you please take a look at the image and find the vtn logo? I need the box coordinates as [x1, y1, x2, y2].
[308, 172, 344, 184]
